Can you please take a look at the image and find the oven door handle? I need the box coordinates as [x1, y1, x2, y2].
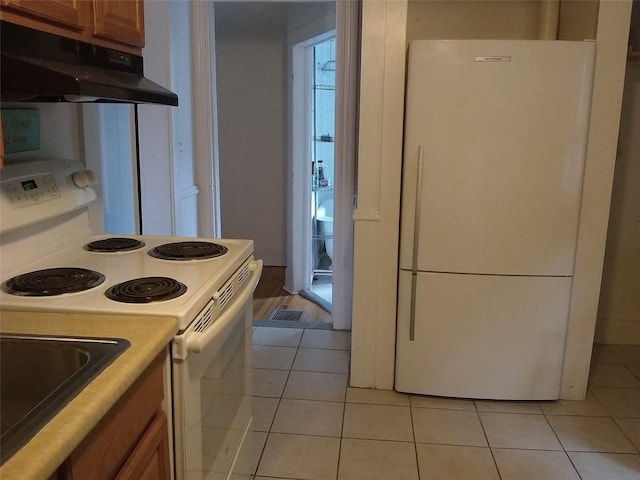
[180, 259, 263, 358]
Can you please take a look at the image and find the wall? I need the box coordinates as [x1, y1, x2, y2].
[215, 22, 287, 265]
[136, 1, 212, 238]
[215, 1, 335, 267]
[561, 2, 632, 398]
[557, 0, 599, 40]
[138, 0, 175, 235]
[596, 63, 640, 344]
[169, 1, 198, 238]
[406, 0, 539, 40]
[82, 104, 137, 234]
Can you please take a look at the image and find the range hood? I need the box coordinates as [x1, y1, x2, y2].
[1, 22, 178, 106]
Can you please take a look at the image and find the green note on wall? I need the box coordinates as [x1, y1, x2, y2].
[1, 109, 40, 154]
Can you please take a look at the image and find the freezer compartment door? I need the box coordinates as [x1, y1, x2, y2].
[399, 40, 595, 276]
[395, 270, 572, 400]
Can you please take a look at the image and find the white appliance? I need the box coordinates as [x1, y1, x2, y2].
[395, 40, 595, 400]
[0, 159, 262, 479]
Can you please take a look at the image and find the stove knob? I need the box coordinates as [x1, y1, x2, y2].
[72, 169, 97, 189]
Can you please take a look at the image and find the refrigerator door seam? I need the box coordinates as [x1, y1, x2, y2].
[418, 271, 574, 278]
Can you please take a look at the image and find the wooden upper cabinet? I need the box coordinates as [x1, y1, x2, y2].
[0, 0, 144, 54]
[92, 0, 144, 48]
[0, 0, 84, 29]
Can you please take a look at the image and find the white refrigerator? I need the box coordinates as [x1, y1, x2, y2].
[395, 40, 595, 400]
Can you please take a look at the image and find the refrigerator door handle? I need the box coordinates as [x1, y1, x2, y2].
[409, 145, 425, 341]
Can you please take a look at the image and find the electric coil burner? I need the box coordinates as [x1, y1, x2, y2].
[105, 276, 187, 303]
[148, 241, 228, 261]
[3, 268, 106, 297]
[84, 237, 146, 252]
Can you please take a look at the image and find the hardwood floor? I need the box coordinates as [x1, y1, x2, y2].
[253, 266, 332, 324]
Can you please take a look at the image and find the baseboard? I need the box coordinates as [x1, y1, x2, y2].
[253, 319, 333, 329]
[594, 317, 640, 344]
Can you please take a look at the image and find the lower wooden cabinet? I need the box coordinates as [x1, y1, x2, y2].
[54, 353, 171, 480]
[115, 411, 171, 480]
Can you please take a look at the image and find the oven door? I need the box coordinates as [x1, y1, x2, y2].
[172, 260, 262, 480]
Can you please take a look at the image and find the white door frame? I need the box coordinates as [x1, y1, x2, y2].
[288, 39, 314, 296]
[286, 2, 359, 331]
[287, 29, 336, 296]
[331, 0, 359, 331]
[191, 1, 221, 238]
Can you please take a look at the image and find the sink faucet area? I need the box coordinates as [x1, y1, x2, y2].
[0, 334, 130, 465]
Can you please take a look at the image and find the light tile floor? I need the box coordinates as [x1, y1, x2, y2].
[232, 328, 640, 479]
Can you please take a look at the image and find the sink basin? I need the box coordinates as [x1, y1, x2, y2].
[0, 333, 130, 465]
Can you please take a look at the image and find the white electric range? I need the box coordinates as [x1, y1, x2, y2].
[0, 159, 261, 479]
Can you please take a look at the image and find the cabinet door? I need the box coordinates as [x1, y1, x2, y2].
[92, 0, 144, 48]
[1, 0, 84, 29]
[115, 411, 171, 480]
[68, 354, 164, 480]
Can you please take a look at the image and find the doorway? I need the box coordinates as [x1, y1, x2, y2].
[213, 1, 357, 330]
[298, 35, 337, 313]
[286, 1, 358, 331]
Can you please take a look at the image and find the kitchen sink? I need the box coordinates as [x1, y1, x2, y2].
[0, 333, 130, 465]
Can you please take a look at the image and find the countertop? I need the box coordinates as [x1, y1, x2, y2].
[0, 310, 178, 480]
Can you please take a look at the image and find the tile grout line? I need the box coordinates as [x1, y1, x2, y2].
[474, 398, 504, 480]
[540, 407, 577, 474]
[336, 335, 352, 480]
[408, 396, 422, 480]
[335, 381, 346, 480]
[251, 329, 303, 478]
[611, 417, 640, 455]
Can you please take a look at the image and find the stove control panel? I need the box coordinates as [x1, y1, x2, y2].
[2, 173, 61, 207]
[0, 159, 97, 234]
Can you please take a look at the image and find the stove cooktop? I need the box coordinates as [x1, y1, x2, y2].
[0, 234, 254, 329]
[0, 160, 255, 328]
